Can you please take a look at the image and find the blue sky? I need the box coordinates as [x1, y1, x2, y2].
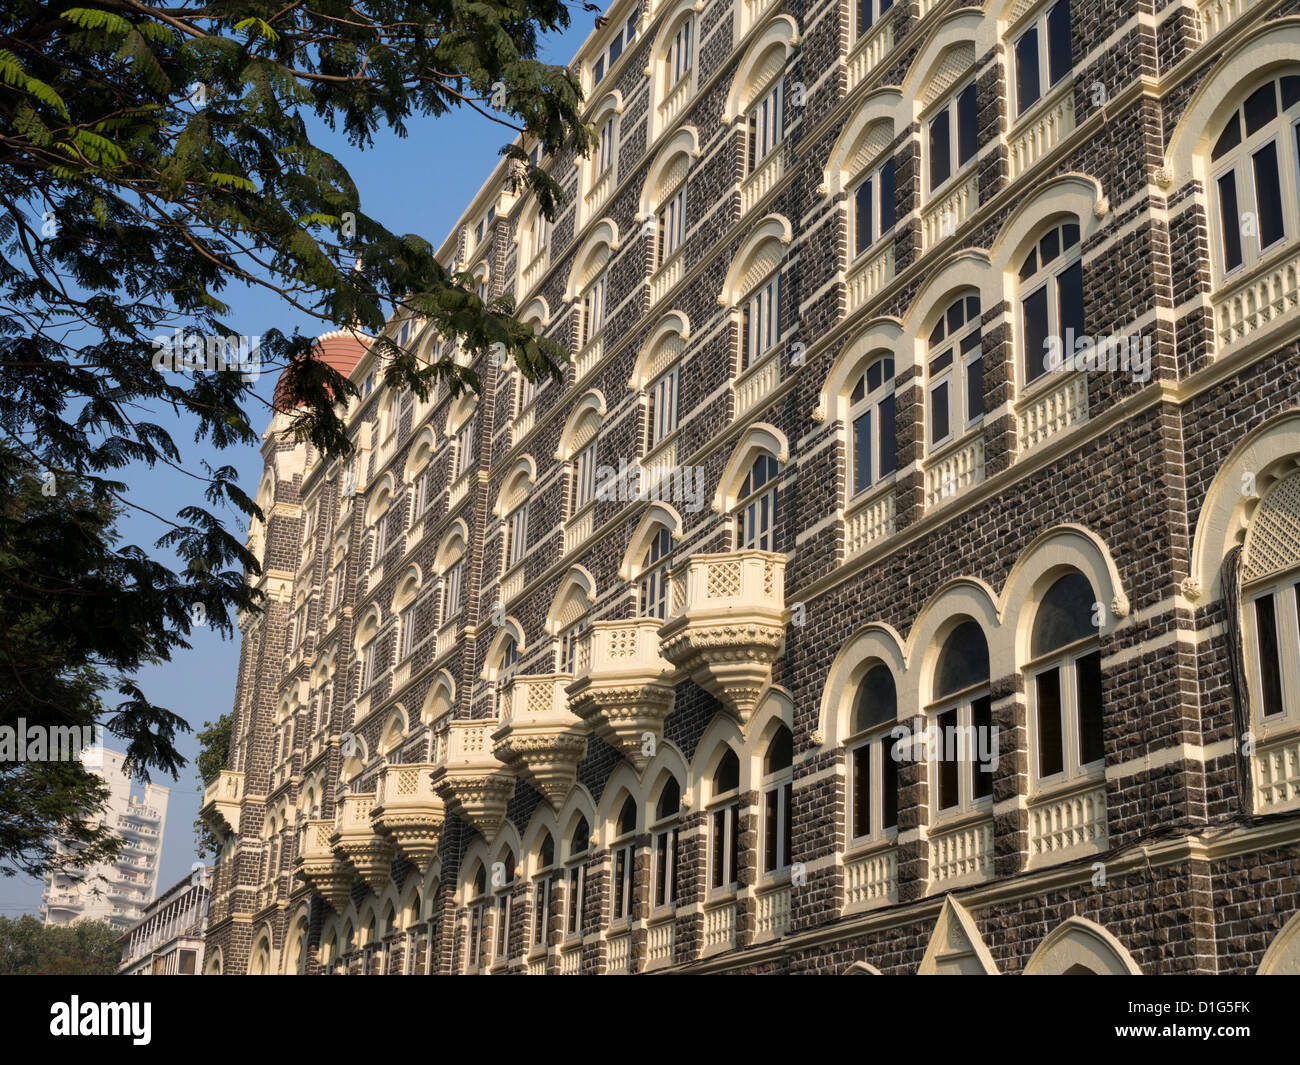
[0, 16, 594, 920]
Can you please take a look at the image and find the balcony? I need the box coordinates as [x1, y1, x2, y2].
[566, 619, 675, 770]
[658, 551, 786, 728]
[371, 763, 446, 876]
[329, 794, 397, 894]
[845, 242, 893, 315]
[1212, 246, 1300, 353]
[921, 172, 978, 252]
[1253, 732, 1300, 815]
[702, 900, 737, 957]
[845, 17, 893, 96]
[924, 435, 984, 509]
[1026, 781, 1108, 867]
[646, 918, 675, 971]
[1008, 81, 1075, 180]
[492, 675, 588, 808]
[431, 719, 517, 838]
[733, 350, 781, 422]
[296, 818, 355, 914]
[754, 884, 791, 943]
[1017, 372, 1088, 455]
[844, 488, 895, 558]
[927, 817, 994, 892]
[606, 930, 632, 974]
[844, 844, 898, 912]
[199, 770, 244, 838]
[740, 150, 783, 217]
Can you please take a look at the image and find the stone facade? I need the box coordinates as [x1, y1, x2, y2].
[201, 0, 1300, 975]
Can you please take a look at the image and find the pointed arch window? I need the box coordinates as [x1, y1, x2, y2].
[532, 832, 555, 949]
[611, 796, 638, 923]
[709, 748, 742, 891]
[492, 851, 516, 965]
[739, 453, 780, 551]
[652, 778, 681, 910]
[761, 726, 794, 875]
[640, 526, 675, 620]
[565, 817, 590, 938]
[467, 864, 488, 971]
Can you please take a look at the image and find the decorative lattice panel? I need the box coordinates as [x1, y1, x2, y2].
[922, 44, 977, 109]
[1244, 472, 1300, 582]
[706, 561, 742, 599]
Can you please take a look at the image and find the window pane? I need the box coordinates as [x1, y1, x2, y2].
[929, 111, 951, 191]
[1057, 259, 1085, 347]
[1252, 141, 1286, 250]
[957, 83, 978, 166]
[655, 833, 669, 907]
[711, 809, 726, 888]
[763, 789, 778, 872]
[852, 744, 871, 837]
[855, 177, 874, 256]
[966, 353, 984, 422]
[853, 662, 897, 732]
[879, 392, 897, 476]
[1076, 649, 1104, 765]
[938, 708, 960, 809]
[1047, 0, 1072, 86]
[853, 409, 872, 494]
[931, 380, 950, 444]
[1255, 593, 1286, 717]
[1022, 284, 1050, 383]
[858, 0, 873, 36]
[1030, 571, 1097, 657]
[1036, 668, 1065, 777]
[882, 738, 899, 829]
[1212, 112, 1242, 161]
[729, 808, 739, 885]
[1218, 171, 1244, 271]
[935, 618, 991, 697]
[1243, 81, 1278, 137]
[1016, 28, 1041, 115]
[783, 781, 792, 869]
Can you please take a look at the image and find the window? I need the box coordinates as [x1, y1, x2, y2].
[442, 560, 464, 622]
[572, 440, 598, 513]
[1243, 474, 1300, 738]
[742, 273, 781, 368]
[517, 372, 540, 417]
[1250, 582, 1297, 721]
[371, 515, 388, 564]
[849, 356, 896, 495]
[611, 797, 637, 922]
[761, 726, 794, 875]
[399, 605, 417, 661]
[849, 663, 900, 841]
[1210, 76, 1300, 276]
[928, 82, 978, 193]
[927, 295, 983, 448]
[467, 864, 488, 970]
[857, 0, 894, 38]
[492, 852, 516, 964]
[930, 619, 995, 815]
[666, 18, 693, 88]
[506, 504, 529, 569]
[527, 208, 549, 264]
[640, 527, 675, 620]
[747, 81, 783, 173]
[1019, 219, 1083, 385]
[853, 157, 896, 258]
[452, 419, 475, 482]
[738, 453, 780, 551]
[647, 365, 679, 448]
[360, 636, 380, 692]
[1014, 0, 1072, 117]
[709, 749, 741, 891]
[657, 182, 687, 267]
[532, 833, 555, 949]
[652, 778, 680, 909]
[329, 560, 344, 611]
[579, 274, 606, 347]
[565, 818, 589, 938]
[1028, 572, 1104, 784]
[558, 618, 588, 675]
[592, 7, 639, 86]
[595, 116, 615, 177]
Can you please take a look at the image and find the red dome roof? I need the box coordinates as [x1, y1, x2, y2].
[273, 329, 371, 411]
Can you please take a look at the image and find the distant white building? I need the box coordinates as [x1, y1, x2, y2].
[118, 867, 210, 975]
[40, 746, 169, 933]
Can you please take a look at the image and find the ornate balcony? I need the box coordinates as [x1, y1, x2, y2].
[431, 718, 516, 838]
[566, 619, 675, 770]
[371, 763, 446, 875]
[199, 770, 244, 838]
[492, 675, 588, 808]
[296, 818, 355, 914]
[330, 793, 397, 894]
[658, 551, 786, 728]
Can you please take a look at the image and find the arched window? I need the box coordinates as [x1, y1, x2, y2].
[657, 174, 688, 269]
[564, 817, 589, 939]
[709, 748, 741, 891]
[853, 153, 896, 259]
[926, 80, 977, 196]
[493, 633, 521, 719]
[747, 75, 783, 176]
[738, 453, 780, 551]
[1027, 571, 1104, 785]
[611, 796, 638, 923]
[742, 266, 781, 369]
[1242, 472, 1300, 735]
[849, 662, 899, 841]
[930, 619, 995, 815]
[761, 726, 794, 876]
[850, 356, 896, 496]
[640, 526, 675, 619]
[467, 862, 488, 972]
[1019, 218, 1083, 385]
[492, 850, 516, 965]
[1210, 75, 1300, 277]
[532, 832, 555, 950]
[1012, 0, 1073, 119]
[651, 777, 681, 910]
[928, 294, 983, 449]
[578, 270, 607, 350]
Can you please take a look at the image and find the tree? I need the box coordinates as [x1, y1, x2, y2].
[0, 915, 122, 975]
[0, 1, 591, 876]
[193, 712, 233, 858]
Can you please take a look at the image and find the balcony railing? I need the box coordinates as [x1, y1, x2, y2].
[1254, 732, 1300, 815]
[702, 901, 737, 956]
[740, 151, 783, 216]
[1008, 83, 1075, 179]
[924, 436, 984, 508]
[1027, 782, 1108, 866]
[845, 18, 893, 96]
[844, 845, 898, 911]
[1017, 373, 1088, 455]
[921, 173, 978, 251]
[846, 243, 893, 315]
[844, 488, 895, 558]
[754, 884, 791, 941]
[734, 350, 781, 421]
[1213, 247, 1300, 352]
[928, 818, 994, 890]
